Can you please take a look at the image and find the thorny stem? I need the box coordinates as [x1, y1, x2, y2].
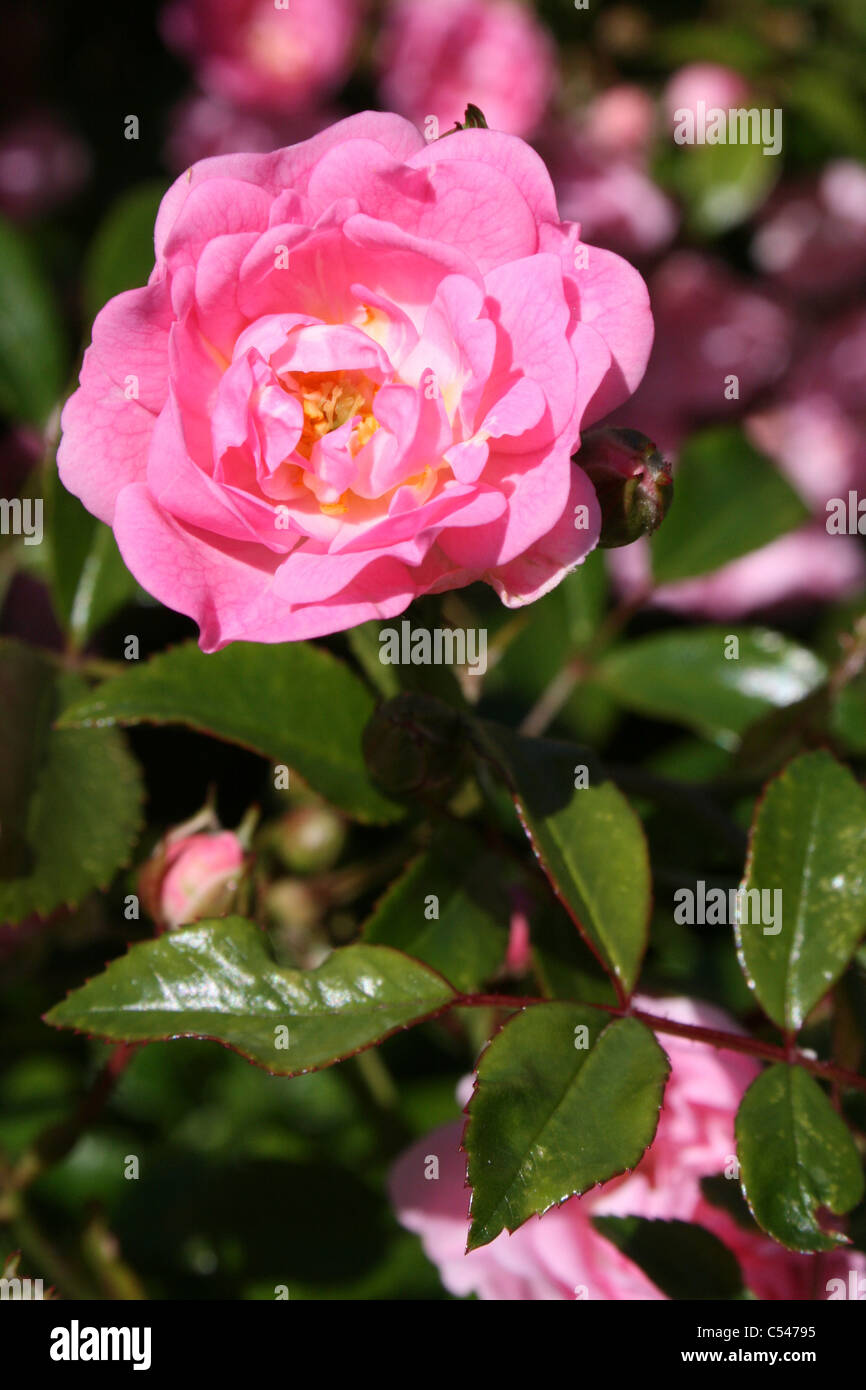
[454, 993, 866, 1095]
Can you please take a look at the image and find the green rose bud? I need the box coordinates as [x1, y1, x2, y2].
[362, 693, 470, 802]
[578, 427, 673, 548]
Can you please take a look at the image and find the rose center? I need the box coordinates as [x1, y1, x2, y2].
[288, 372, 380, 462]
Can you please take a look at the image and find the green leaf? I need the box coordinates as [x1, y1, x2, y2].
[475, 725, 650, 993]
[736, 751, 866, 1031]
[736, 1063, 865, 1252]
[0, 640, 143, 924]
[592, 1216, 745, 1300]
[83, 182, 164, 323]
[465, 1005, 669, 1250]
[45, 918, 457, 1074]
[0, 217, 66, 425]
[789, 67, 866, 159]
[651, 429, 808, 584]
[662, 140, 778, 237]
[58, 640, 403, 824]
[700, 1175, 760, 1233]
[362, 828, 509, 994]
[596, 627, 827, 748]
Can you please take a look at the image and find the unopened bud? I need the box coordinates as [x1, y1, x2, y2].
[138, 808, 246, 931]
[441, 104, 489, 138]
[578, 427, 673, 548]
[362, 693, 469, 802]
[266, 805, 347, 875]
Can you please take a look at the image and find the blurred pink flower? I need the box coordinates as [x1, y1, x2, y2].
[752, 162, 866, 301]
[785, 306, 866, 424]
[161, 0, 363, 115]
[378, 0, 556, 139]
[0, 114, 90, 220]
[164, 92, 341, 171]
[609, 252, 792, 449]
[389, 997, 866, 1299]
[610, 525, 866, 621]
[662, 62, 750, 130]
[540, 120, 678, 262]
[581, 85, 657, 161]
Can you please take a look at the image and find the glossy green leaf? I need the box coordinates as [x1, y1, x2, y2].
[651, 428, 808, 584]
[736, 751, 866, 1031]
[596, 627, 826, 748]
[58, 640, 403, 824]
[593, 1216, 745, 1300]
[736, 1063, 865, 1252]
[362, 828, 509, 994]
[475, 726, 650, 993]
[0, 217, 67, 425]
[83, 182, 163, 322]
[45, 918, 457, 1074]
[0, 640, 143, 924]
[465, 1004, 669, 1250]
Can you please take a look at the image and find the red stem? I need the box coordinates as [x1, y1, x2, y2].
[456, 995, 866, 1096]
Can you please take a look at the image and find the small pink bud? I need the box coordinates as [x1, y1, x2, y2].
[139, 812, 246, 931]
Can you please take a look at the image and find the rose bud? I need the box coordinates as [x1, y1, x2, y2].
[362, 693, 470, 802]
[578, 427, 672, 548]
[138, 809, 247, 930]
[267, 803, 347, 875]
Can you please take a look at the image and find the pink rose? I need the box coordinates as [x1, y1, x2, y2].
[378, 0, 556, 139]
[138, 811, 246, 930]
[389, 997, 866, 1300]
[58, 113, 652, 649]
[160, 0, 363, 115]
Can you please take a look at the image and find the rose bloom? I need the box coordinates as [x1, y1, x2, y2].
[58, 112, 652, 649]
[378, 0, 557, 139]
[390, 998, 866, 1300]
[138, 811, 246, 930]
[160, 0, 363, 115]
